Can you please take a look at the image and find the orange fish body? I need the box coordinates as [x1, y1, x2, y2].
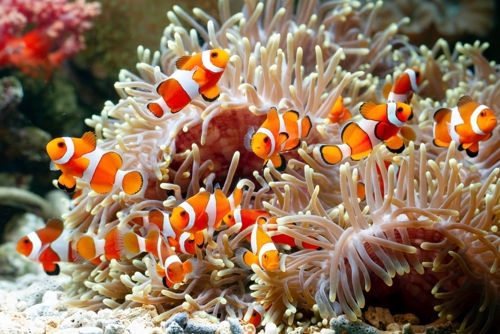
[132, 209, 203, 255]
[383, 68, 421, 104]
[46, 132, 146, 195]
[222, 209, 270, 241]
[245, 107, 312, 171]
[147, 49, 229, 117]
[170, 187, 243, 236]
[328, 96, 352, 124]
[76, 226, 122, 262]
[245, 305, 266, 327]
[433, 95, 497, 157]
[16, 219, 82, 275]
[235, 224, 280, 271]
[316, 102, 413, 165]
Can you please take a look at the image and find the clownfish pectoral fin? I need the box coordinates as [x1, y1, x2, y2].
[318, 145, 343, 165]
[433, 107, 451, 122]
[382, 83, 392, 100]
[454, 124, 470, 137]
[384, 135, 405, 154]
[235, 248, 257, 269]
[184, 258, 203, 279]
[175, 55, 192, 70]
[192, 68, 209, 86]
[201, 85, 220, 102]
[81, 131, 97, 150]
[359, 102, 379, 121]
[269, 153, 287, 172]
[147, 102, 165, 118]
[43, 262, 60, 276]
[374, 122, 391, 141]
[244, 127, 255, 152]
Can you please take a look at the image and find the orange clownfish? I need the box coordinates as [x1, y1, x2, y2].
[46, 131, 147, 195]
[121, 227, 200, 287]
[235, 224, 280, 271]
[132, 209, 204, 255]
[147, 49, 230, 117]
[170, 187, 243, 236]
[245, 305, 266, 327]
[16, 219, 83, 275]
[433, 95, 497, 157]
[244, 107, 312, 171]
[328, 96, 352, 124]
[315, 102, 413, 165]
[75, 226, 122, 263]
[383, 68, 421, 104]
[222, 209, 270, 242]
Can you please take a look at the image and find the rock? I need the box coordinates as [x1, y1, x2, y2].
[364, 306, 395, 330]
[330, 316, 380, 334]
[393, 313, 420, 326]
[79, 327, 104, 334]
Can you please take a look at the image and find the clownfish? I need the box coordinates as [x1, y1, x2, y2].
[46, 132, 147, 195]
[235, 224, 280, 271]
[245, 305, 266, 327]
[315, 102, 413, 165]
[245, 107, 312, 171]
[75, 226, 122, 263]
[328, 96, 352, 124]
[121, 227, 200, 287]
[222, 209, 270, 242]
[16, 219, 84, 275]
[382, 68, 421, 104]
[132, 209, 204, 255]
[170, 187, 243, 236]
[261, 216, 321, 250]
[147, 49, 230, 117]
[433, 95, 497, 157]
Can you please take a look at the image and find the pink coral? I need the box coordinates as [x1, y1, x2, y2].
[0, 0, 101, 78]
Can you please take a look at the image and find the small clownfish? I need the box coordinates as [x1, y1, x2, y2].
[328, 96, 352, 124]
[433, 95, 497, 157]
[75, 226, 122, 263]
[235, 224, 280, 272]
[315, 102, 413, 165]
[244, 107, 312, 172]
[170, 187, 243, 236]
[132, 209, 204, 255]
[147, 49, 230, 117]
[222, 209, 270, 242]
[46, 132, 147, 195]
[382, 68, 421, 104]
[261, 216, 321, 250]
[245, 305, 266, 327]
[121, 227, 200, 288]
[16, 219, 86, 275]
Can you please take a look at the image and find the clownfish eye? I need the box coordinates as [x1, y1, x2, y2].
[253, 312, 257, 316]
[415, 72, 420, 77]
[397, 107, 403, 112]
[188, 239, 194, 244]
[167, 267, 172, 273]
[57, 141, 65, 148]
[180, 211, 187, 217]
[24, 239, 29, 244]
[480, 112, 485, 117]
[263, 136, 269, 143]
[264, 254, 268, 259]
[227, 214, 232, 219]
[211, 52, 218, 58]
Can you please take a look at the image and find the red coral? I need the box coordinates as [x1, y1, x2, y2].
[0, 0, 101, 78]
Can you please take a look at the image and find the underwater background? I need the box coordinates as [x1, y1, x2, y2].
[1, 0, 500, 333]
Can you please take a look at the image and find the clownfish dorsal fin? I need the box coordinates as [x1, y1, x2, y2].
[277, 132, 289, 147]
[175, 55, 192, 70]
[457, 95, 473, 107]
[81, 132, 97, 150]
[45, 218, 64, 233]
[267, 107, 280, 124]
[244, 127, 255, 152]
[283, 110, 299, 123]
[359, 101, 377, 119]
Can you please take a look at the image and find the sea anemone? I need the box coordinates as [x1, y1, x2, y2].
[31, 1, 500, 334]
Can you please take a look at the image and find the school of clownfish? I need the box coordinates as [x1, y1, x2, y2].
[15, 49, 499, 327]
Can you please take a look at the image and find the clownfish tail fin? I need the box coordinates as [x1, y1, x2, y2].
[147, 102, 165, 118]
[121, 170, 145, 195]
[184, 258, 203, 278]
[235, 248, 251, 269]
[244, 127, 255, 152]
[316, 145, 343, 165]
[300, 116, 312, 138]
[122, 231, 143, 257]
[76, 235, 97, 261]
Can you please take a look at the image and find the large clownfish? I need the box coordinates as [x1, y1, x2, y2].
[235, 224, 280, 272]
[433, 95, 497, 157]
[245, 107, 312, 171]
[147, 49, 230, 117]
[121, 227, 200, 287]
[315, 102, 413, 165]
[169, 187, 243, 237]
[46, 132, 147, 195]
[16, 219, 88, 275]
[132, 209, 204, 255]
[382, 68, 421, 104]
